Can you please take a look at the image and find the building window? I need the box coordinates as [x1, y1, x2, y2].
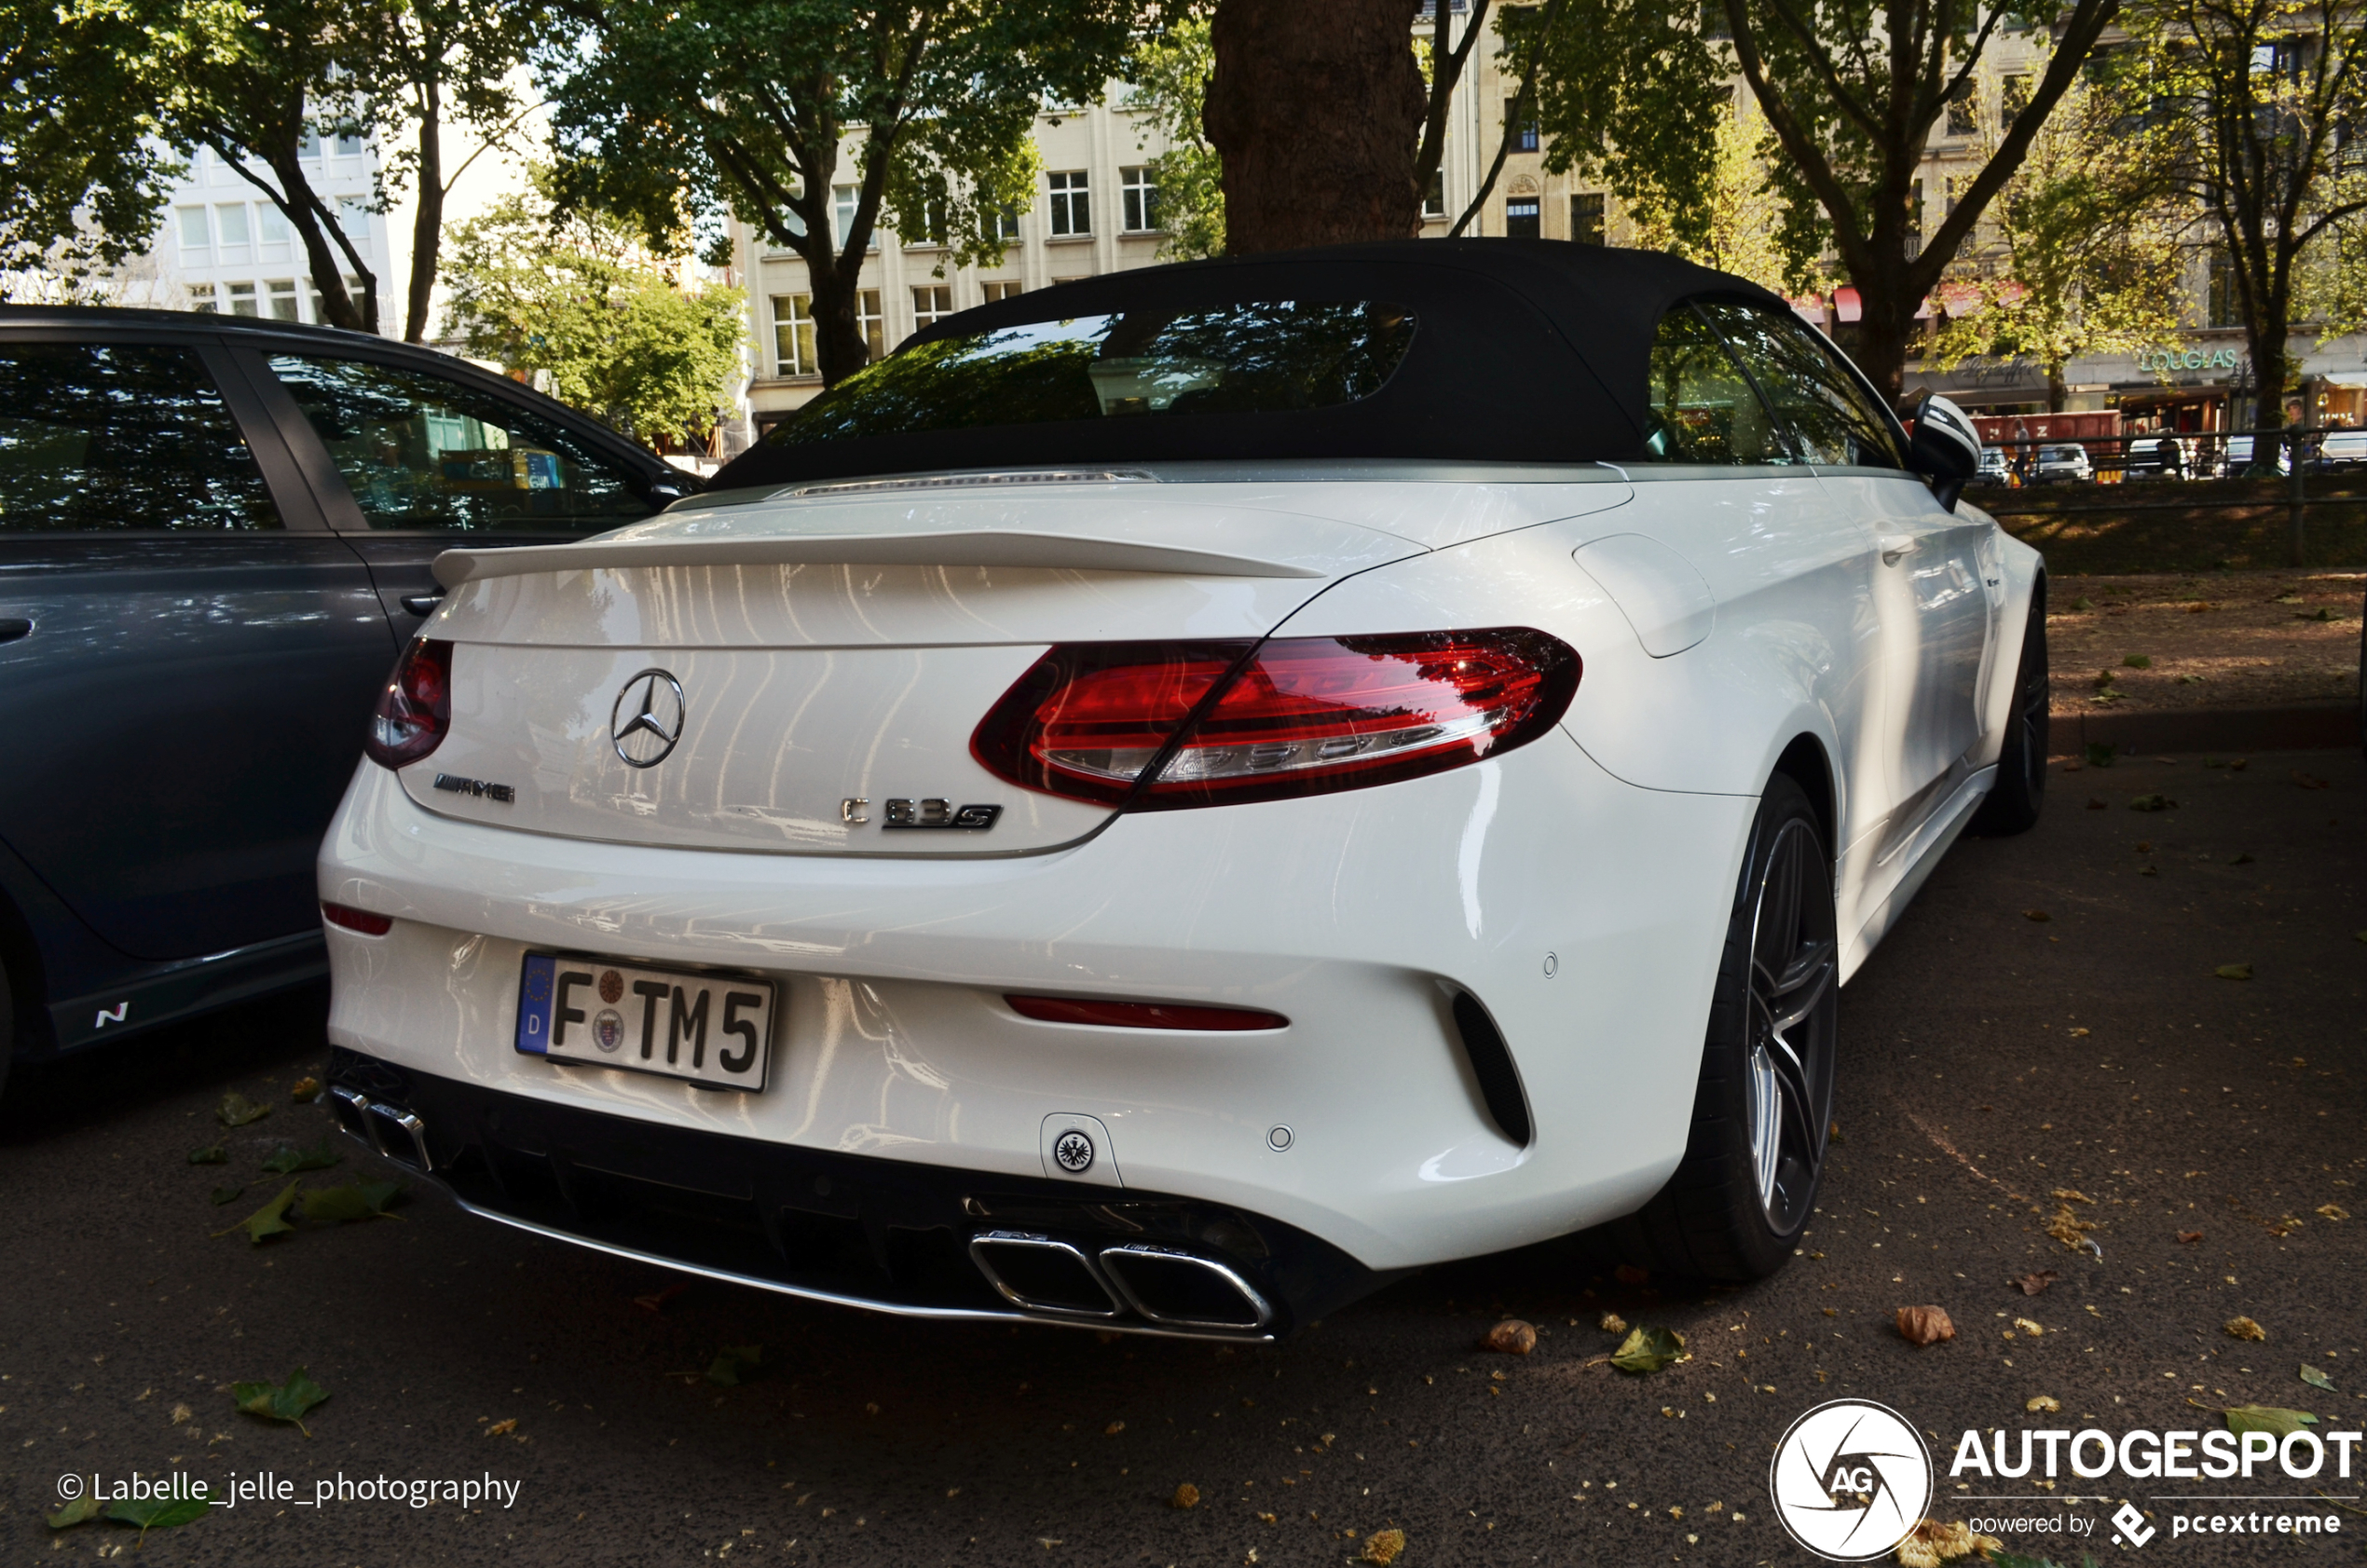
[1909, 178, 1924, 255]
[1945, 80, 1978, 136]
[911, 285, 953, 336]
[225, 281, 259, 318]
[335, 130, 363, 157]
[1121, 166, 1160, 232]
[981, 280, 1024, 302]
[1047, 170, 1090, 237]
[335, 198, 370, 242]
[186, 283, 219, 313]
[858, 289, 885, 361]
[307, 276, 363, 323]
[834, 184, 861, 249]
[772, 293, 817, 377]
[1699, 0, 1731, 38]
[2208, 251, 2239, 327]
[1510, 102, 1540, 153]
[992, 203, 1022, 242]
[256, 202, 292, 261]
[1505, 198, 1541, 239]
[1999, 75, 2031, 132]
[1571, 192, 1606, 245]
[176, 206, 211, 260]
[1422, 170, 1446, 219]
[296, 131, 321, 161]
[266, 280, 300, 321]
[215, 202, 252, 264]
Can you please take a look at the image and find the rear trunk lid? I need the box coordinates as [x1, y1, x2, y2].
[401, 474, 1627, 856]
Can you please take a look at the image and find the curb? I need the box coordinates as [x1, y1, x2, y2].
[2048, 701, 2360, 756]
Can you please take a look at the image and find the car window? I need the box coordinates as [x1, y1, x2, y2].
[1693, 302, 1908, 470]
[1635, 305, 1791, 465]
[267, 354, 656, 532]
[0, 343, 281, 533]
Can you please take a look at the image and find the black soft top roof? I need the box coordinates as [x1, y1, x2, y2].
[713, 239, 1791, 488]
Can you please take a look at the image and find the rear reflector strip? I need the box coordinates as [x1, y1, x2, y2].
[322, 902, 393, 936]
[1006, 995, 1287, 1031]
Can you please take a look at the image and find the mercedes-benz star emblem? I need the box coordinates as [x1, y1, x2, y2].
[610, 668, 686, 769]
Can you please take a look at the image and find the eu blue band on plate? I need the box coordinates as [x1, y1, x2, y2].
[516, 952, 556, 1055]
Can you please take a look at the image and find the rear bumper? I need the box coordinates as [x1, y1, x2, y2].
[320, 737, 1756, 1278]
[326, 1046, 1392, 1340]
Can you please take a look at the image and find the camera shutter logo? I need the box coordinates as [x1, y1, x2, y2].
[1768, 1398, 1934, 1561]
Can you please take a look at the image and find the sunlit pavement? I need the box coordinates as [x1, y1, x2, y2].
[4, 750, 2360, 1566]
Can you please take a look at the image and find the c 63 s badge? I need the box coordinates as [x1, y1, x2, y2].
[841, 798, 1003, 831]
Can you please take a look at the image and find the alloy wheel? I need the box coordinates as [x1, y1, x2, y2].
[1743, 818, 1837, 1234]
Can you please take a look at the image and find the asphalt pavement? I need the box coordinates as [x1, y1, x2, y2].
[3, 748, 2362, 1568]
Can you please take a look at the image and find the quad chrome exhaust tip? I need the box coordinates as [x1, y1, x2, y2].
[327, 1085, 433, 1173]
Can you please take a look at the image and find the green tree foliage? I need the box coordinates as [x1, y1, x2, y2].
[1922, 65, 2188, 411]
[0, 0, 178, 285]
[538, 0, 1154, 388]
[2134, 0, 2366, 437]
[440, 175, 746, 447]
[1626, 107, 1797, 292]
[1715, 0, 2125, 397]
[1126, 18, 1225, 260]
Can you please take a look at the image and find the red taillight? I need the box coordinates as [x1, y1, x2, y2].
[321, 901, 392, 935]
[1006, 995, 1287, 1030]
[973, 629, 1578, 809]
[365, 637, 451, 769]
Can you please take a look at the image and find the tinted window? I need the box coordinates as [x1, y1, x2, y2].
[1638, 306, 1790, 464]
[0, 343, 280, 532]
[766, 299, 1416, 448]
[1695, 303, 1907, 470]
[268, 355, 655, 532]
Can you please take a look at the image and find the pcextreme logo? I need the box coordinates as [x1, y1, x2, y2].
[1769, 1398, 1935, 1561]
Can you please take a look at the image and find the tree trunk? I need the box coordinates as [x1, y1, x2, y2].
[806, 251, 872, 389]
[1852, 290, 1916, 406]
[1204, 0, 1427, 252]
[404, 78, 444, 344]
[2045, 361, 2068, 415]
[240, 141, 372, 334]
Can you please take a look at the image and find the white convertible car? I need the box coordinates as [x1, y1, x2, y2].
[318, 241, 2042, 1338]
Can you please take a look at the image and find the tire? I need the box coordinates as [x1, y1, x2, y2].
[1614, 772, 1838, 1281]
[1970, 589, 2049, 837]
[2357, 581, 2365, 759]
[0, 958, 13, 1106]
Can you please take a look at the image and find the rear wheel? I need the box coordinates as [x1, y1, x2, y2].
[1616, 773, 1836, 1281]
[0, 959, 13, 1104]
[1970, 591, 2048, 837]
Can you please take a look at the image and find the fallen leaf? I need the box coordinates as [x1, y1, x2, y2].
[2129, 794, 2173, 811]
[209, 1185, 247, 1207]
[290, 1077, 322, 1103]
[2177, 1230, 2203, 1244]
[1169, 1482, 1200, 1509]
[2122, 653, 2152, 669]
[486, 1418, 518, 1437]
[1361, 1527, 1407, 1565]
[47, 1496, 106, 1529]
[2223, 1403, 2317, 1438]
[1598, 1311, 1628, 1335]
[2026, 1396, 2061, 1413]
[2013, 1317, 2044, 1337]
[2067, 1027, 2089, 1038]
[106, 1491, 212, 1534]
[2215, 963, 2254, 981]
[1895, 1305, 1955, 1347]
[1481, 1318, 1537, 1356]
[2044, 1206, 2095, 1252]
[212, 1179, 300, 1245]
[1895, 1517, 1983, 1566]
[2011, 1271, 2059, 1295]
[2292, 770, 2332, 787]
[2071, 596, 2094, 610]
[2230, 758, 2249, 770]
[187, 1146, 226, 1166]
[1104, 1420, 1124, 1435]
[1609, 1325, 1687, 1372]
[705, 1345, 763, 1386]
[2319, 1204, 2350, 1221]
[298, 1180, 403, 1223]
[231, 1368, 329, 1437]
[260, 1138, 341, 1176]
[2022, 909, 2051, 922]
[2225, 1316, 2267, 1342]
[1612, 1263, 1649, 1286]
[2301, 1364, 2338, 1393]
[2052, 1189, 2094, 1204]
[170, 1403, 193, 1425]
[215, 1092, 271, 1128]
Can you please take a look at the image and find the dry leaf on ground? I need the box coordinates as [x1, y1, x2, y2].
[2215, 963, 2254, 980]
[2319, 1204, 2350, 1221]
[1481, 1319, 1536, 1356]
[2177, 1230, 2204, 1244]
[1895, 1517, 1992, 1565]
[1608, 1326, 1687, 1372]
[1361, 1527, 1407, 1565]
[1896, 1306, 1955, 1346]
[1598, 1311, 1628, 1335]
[2011, 1271, 2059, 1295]
[2013, 1318, 2045, 1337]
[2026, 1396, 2061, 1413]
[1168, 1482, 1199, 1510]
[2226, 1316, 2267, 1342]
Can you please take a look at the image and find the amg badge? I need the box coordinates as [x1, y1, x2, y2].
[840, 798, 1003, 831]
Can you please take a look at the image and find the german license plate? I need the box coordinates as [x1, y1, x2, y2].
[514, 952, 773, 1091]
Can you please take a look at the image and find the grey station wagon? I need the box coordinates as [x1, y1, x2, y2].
[0, 307, 691, 1095]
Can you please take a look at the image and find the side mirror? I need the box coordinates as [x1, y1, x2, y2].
[1899, 390, 1980, 511]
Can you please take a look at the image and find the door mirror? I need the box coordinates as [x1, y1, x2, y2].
[1899, 390, 1980, 511]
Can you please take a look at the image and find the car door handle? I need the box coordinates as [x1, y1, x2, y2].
[0, 617, 32, 644]
[400, 593, 445, 616]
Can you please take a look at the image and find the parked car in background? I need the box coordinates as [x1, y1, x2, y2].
[2125, 435, 2189, 480]
[2032, 443, 2093, 483]
[0, 307, 691, 1098]
[2308, 427, 2367, 473]
[1973, 445, 2017, 486]
[2224, 434, 2292, 475]
[315, 241, 2040, 1339]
